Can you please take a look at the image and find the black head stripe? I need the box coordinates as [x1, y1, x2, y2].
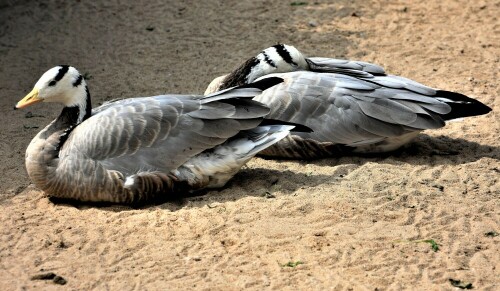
[48, 65, 70, 87]
[73, 74, 83, 87]
[273, 44, 298, 66]
[262, 51, 277, 68]
[54, 65, 69, 82]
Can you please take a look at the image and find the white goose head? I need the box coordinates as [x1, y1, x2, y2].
[247, 44, 309, 82]
[217, 44, 309, 91]
[16, 66, 91, 124]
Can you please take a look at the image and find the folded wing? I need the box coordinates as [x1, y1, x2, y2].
[254, 71, 452, 146]
[60, 86, 275, 176]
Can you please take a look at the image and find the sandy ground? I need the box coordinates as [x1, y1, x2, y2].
[0, 0, 499, 289]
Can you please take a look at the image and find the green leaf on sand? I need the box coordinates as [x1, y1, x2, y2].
[280, 261, 304, 268]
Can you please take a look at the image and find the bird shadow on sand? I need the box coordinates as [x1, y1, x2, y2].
[305, 134, 499, 168]
[171, 135, 498, 208]
[45, 134, 498, 211]
[46, 168, 334, 212]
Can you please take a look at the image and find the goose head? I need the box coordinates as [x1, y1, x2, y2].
[16, 65, 91, 125]
[246, 44, 309, 83]
[16, 65, 88, 109]
[214, 44, 309, 92]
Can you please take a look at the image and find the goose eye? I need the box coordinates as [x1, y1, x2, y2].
[48, 80, 57, 86]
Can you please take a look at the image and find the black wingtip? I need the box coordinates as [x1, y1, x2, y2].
[437, 90, 492, 120]
[260, 119, 313, 133]
[238, 77, 284, 92]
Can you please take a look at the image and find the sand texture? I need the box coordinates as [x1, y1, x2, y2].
[0, 0, 498, 289]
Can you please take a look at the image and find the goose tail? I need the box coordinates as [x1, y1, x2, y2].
[435, 90, 492, 121]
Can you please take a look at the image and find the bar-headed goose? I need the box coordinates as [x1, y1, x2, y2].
[15, 66, 299, 204]
[205, 44, 492, 159]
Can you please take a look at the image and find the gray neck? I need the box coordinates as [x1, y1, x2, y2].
[24, 86, 92, 191]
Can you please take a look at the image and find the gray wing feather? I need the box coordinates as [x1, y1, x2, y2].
[307, 56, 437, 95]
[187, 102, 237, 119]
[370, 75, 437, 96]
[307, 57, 386, 77]
[186, 98, 270, 120]
[418, 102, 451, 114]
[202, 87, 264, 102]
[407, 114, 445, 129]
[356, 97, 417, 124]
[255, 71, 450, 146]
[61, 89, 268, 176]
[336, 78, 380, 91]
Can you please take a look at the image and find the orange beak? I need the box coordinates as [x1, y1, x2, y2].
[16, 88, 42, 109]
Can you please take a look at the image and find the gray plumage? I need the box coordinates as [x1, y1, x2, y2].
[205, 44, 492, 159]
[18, 66, 291, 204]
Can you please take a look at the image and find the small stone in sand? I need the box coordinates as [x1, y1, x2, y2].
[30, 272, 56, 280]
[30, 272, 67, 285]
[53, 276, 67, 285]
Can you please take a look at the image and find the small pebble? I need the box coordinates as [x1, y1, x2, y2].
[53, 276, 67, 285]
[308, 20, 318, 27]
[31, 272, 67, 285]
[31, 272, 56, 280]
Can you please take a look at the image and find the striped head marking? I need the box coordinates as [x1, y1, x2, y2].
[219, 44, 309, 90]
[246, 44, 309, 83]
